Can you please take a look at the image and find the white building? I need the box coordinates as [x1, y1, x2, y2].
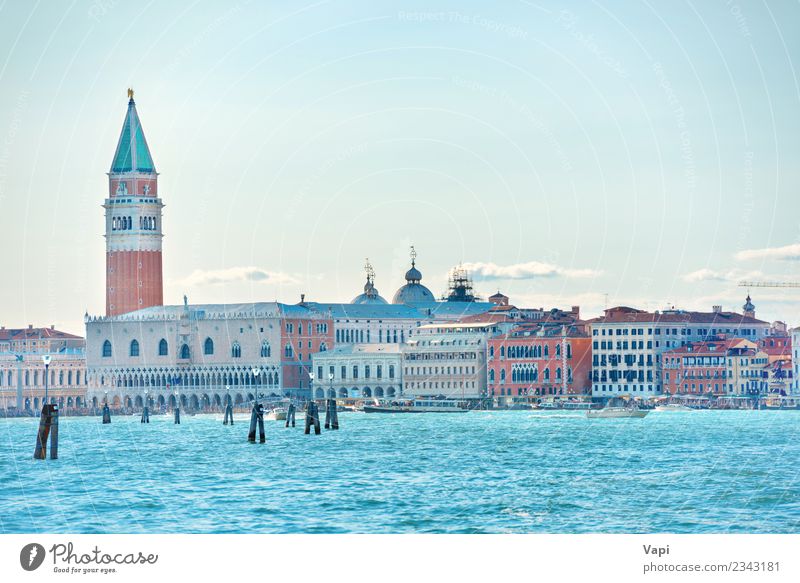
[85, 301, 333, 409]
[590, 303, 771, 399]
[311, 343, 402, 399]
[402, 322, 502, 401]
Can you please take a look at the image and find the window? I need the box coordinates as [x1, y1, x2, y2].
[203, 337, 213, 355]
[102, 340, 112, 357]
[159, 338, 169, 356]
[130, 339, 140, 357]
[317, 366, 323, 379]
[389, 365, 395, 379]
[377, 365, 382, 379]
[232, 342, 242, 358]
[260, 341, 271, 358]
[365, 365, 371, 378]
[489, 369, 495, 382]
[341, 365, 346, 379]
[180, 344, 190, 359]
[353, 365, 359, 379]
[284, 344, 293, 358]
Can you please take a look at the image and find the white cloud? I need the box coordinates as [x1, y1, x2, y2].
[681, 268, 763, 283]
[735, 243, 800, 262]
[463, 261, 602, 281]
[173, 267, 300, 287]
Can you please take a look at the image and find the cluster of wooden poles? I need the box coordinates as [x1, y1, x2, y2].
[34, 396, 341, 460]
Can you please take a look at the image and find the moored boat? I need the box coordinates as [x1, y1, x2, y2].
[654, 403, 692, 412]
[363, 398, 469, 413]
[586, 406, 649, 419]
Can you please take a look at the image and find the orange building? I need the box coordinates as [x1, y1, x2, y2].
[279, 300, 334, 395]
[487, 322, 592, 398]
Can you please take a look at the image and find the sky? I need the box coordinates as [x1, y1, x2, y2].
[0, 0, 799, 335]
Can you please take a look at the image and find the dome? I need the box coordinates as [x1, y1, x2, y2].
[351, 259, 388, 304]
[392, 246, 436, 304]
[405, 266, 422, 283]
[352, 282, 388, 305]
[392, 282, 435, 304]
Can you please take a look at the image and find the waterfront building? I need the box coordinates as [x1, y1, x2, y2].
[310, 343, 402, 399]
[792, 327, 800, 394]
[402, 322, 499, 401]
[85, 300, 332, 408]
[589, 301, 770, 399]
[487, 322, 592, 399]
[661, 338, 768, 396]
[105, 90, 164, 316]
[0, 326, 86, 411]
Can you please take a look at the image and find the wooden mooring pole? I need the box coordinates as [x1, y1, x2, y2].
[285, 402, 296, 427]
[247, 402, 265, 443]
[33, 403, 59, 460]
[304, 400, 321, 435]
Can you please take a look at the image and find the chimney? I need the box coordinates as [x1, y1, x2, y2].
[571, 306, 580, 319]
[51, 324, 55, 329]
[28, 324, 33, 329]
[712, 305, 721, 314]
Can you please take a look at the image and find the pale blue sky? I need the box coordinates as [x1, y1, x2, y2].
[1, 0, 799, 334]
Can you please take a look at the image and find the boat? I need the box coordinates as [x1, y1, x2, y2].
[654, 403, 692, 412]
[265, 408, 287, 421]
[363, 398, 469, 413]
[586, 406, 649, 419]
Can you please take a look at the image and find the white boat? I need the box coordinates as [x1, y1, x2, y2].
[654, 403, 692, 412]
[586, 406, 649, 419]
[265, 408, 287, 421]
[363, 398, 469, 413]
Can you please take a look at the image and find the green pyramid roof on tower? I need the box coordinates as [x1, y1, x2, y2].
[110, 96, 156, 173]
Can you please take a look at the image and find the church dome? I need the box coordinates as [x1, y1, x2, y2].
[351, 259, 388, 305]
[392, 246, 436, 304]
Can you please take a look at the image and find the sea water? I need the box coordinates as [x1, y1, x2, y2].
[1, 410, 798, 533]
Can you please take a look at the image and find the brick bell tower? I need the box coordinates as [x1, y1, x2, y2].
[105, 89, 164, 316]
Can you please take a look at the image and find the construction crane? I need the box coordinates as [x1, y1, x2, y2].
[738, 281, 800, 289]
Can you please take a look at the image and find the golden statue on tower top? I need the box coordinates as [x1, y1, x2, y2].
[127, 88, 134, 100]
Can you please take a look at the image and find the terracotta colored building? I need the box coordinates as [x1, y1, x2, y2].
[105, 91, 164, 316]
[279, 300, 334, 395]
[662, 338, 769, 396]
[487, 322, 592, 398]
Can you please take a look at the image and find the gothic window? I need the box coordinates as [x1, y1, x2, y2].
[158, 338, 168, 356]
[204, 337, 214, 355]
[556, 367, 562, 381]
[556, 344, 561, 357]
[231, 342, 242, 358]
[489, 369, 495, 382]
[260, 341, 271, 358]
[501, 369, 506, 381]
[180, 344, 190, 359]
[544, 345, 549, 358]
[102, 340, 112, 357]
[544, 368, 550, 381]
[130, 339, 140, 357]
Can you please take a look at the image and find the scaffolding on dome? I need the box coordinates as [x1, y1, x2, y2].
[443, 264, 480, 302]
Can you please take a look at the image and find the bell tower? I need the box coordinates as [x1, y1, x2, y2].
[105, 89, 164, 316]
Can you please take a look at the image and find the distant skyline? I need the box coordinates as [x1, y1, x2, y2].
[1, 0, 799, 335]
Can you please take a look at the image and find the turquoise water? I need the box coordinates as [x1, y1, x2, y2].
[1, 410, 799, 533]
